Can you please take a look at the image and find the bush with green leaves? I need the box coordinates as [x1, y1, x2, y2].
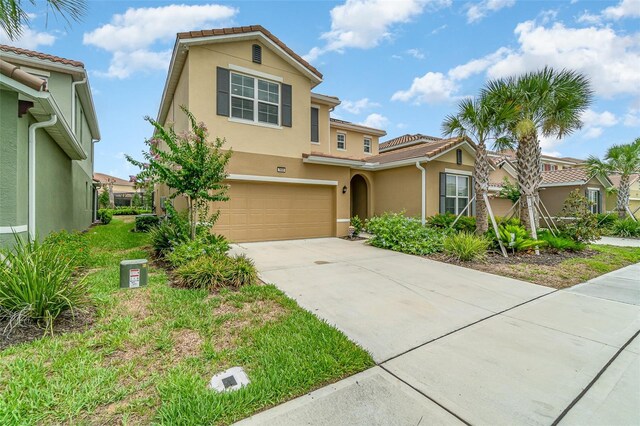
[97, 208, 113, 224]
[557, 189, 601, 243]
[98, 190, 110, 209]
[538, 230, 585, 251]
[611, 218, 640, 238]
[595, 213, 616, 229]
[166, 234, 230, 268]
[149, 208, 190, 256]
[134, 214, 160, 232]
[497, 224, 547, 252]
[175, 254, 257, 290]
[443, 232, 490, 262]
[0, 236, 88, 333]
[350, 216, 363, 237]
[111, 207, 152, 215]
[43, 230, 90, 269]
[366, 212, 448, 255]
[427, 213, 476, 233]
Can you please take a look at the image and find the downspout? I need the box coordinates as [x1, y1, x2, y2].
[71, 78, 86, 134]
[29, 114, 58, 240]
[415, 161, 426, 225]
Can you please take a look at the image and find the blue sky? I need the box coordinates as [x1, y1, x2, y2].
[2, 0, 639, 179]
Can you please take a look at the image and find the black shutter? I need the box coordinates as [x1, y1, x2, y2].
[439, 173, 446, 214]
[470, 176, 475, 216]
[598, 190, 603, 214]
[216, 67, 230, 117]
[282, 84, 292, 127]
[310, 107, 319, 142]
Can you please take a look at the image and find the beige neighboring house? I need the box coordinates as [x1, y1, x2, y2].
[607, 173, 640, 218]
[94, 172, 143, 207]
[155, 26, 476, 242]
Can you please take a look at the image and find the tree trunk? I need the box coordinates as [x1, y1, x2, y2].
[617, 174, 631, 219]
[517, 132, 542, 232]
[189, 197, 196, 240]
[475, 142, 490, 235]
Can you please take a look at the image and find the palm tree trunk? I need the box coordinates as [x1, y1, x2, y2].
[474, 142, 490, 234]
[517, 132, 542, 232]
[617, 175, 631, 219]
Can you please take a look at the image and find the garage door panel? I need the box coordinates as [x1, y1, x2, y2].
[213, 182, 335, 242]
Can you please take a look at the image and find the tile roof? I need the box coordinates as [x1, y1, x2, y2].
[0, 44, 84, 68]
[93, 173, 135, 186]
[607, 173, 640, 188]
[541, 168, 591, 185]
[329, 117, 352, 125]
[368, 136, 471, 164]
[487, 149, 584, 164]
[177, 25, 322, 79]
[379, 133, 441, 151]
[0, 58, 47, 91]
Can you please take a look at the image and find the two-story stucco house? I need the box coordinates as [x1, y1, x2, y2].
[0, 45, 100, 247]
[155, 26, 477, 242]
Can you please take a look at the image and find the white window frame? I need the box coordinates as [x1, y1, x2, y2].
[587, 188, 600, 214]
[445, 173, 470, 216]
[363, 137, 371, 154]
[337, 133, 346, 151]
[230, 71, 281, 126]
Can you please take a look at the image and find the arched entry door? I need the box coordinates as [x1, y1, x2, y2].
[350, 174, 368, 219]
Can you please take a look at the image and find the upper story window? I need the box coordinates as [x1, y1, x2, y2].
[363, 137, 371, 153]
[230, 72, 280, 125]
[311, 107, 319, 143]
[542, 163, 558, 171]
[337, 133, 346, 150]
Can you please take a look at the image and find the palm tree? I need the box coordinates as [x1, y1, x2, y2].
[442, 96, 515, 234]
[587, 138, 640, 219]
[1, 0, 86, 40]
[484, 67, 593, 232]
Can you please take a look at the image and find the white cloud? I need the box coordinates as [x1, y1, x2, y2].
[584, 127, 603, 139]
[539, 134, 564, 156]
[391, 71, 458, 104]
[84, 4, 237, 78]
[431, 24, 447, 34]
[406, 48, 425, 59]
[466, 0, 515, 23]
[0, 26, 56, 50]
[623, 107, 640, 127]
[581, 109, 618, 127]
[339, 98, 381, 114]
[359, 113, 389, 129]
[304, 0, 450, 61]
[577, 0, 640, 24]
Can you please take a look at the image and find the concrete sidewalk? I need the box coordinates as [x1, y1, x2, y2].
[593, 236, 640, 247]
[233, 239, 640, 425]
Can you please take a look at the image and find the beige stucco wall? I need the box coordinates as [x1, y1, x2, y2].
[488, 197, 514, 218]
[489, 166, 515, 185]
[186, 41, 313, 159]
[310, 103, 331, 154]
[167, 60, 190, 133]
[540, 177, 606, 217]
[329, 126, 380, 159]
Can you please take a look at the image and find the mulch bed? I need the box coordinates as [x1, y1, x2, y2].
[340, 236, 368, 241]
[0, 307, 95, 351]
[428, 248, 598, 267]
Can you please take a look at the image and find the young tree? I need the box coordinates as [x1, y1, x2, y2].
[587, 138, 640, 219]
[1, 0, 87, 40]
[442, 96, 515, 234]
[97, 190, 109, 209]
[485, 68, 593, 232]
[127, 106, 232, 240]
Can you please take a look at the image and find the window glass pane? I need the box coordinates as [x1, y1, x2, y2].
[337, 134, 345, 149]
[231, 97, 254, 120]
[258, 80, 279, 104]
[457, 176, 469, 196]
[457, 198, 468, 215]
[445, 197, 456, 214]
[231, 73, 254, 98]
[258, 102, 278, 124]
[364, 138, 371, 153]
[446, 175, 456, 196]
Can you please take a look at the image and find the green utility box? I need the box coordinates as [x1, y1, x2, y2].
[120, 259, 148, 289]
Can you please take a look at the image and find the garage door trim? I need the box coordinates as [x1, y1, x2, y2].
[228, 174, 338, 186]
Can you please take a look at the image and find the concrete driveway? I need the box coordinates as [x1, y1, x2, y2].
[233, 238, 640, 425]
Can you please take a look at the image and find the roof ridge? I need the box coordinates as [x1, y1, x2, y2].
[0, 44, 84, 68]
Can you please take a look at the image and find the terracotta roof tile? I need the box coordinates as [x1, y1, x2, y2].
[379, 133, 441, 151]
[607, 173, 639, 188]
[541, 168, 590, 185]
[93, 173, 135, 186]
[177, 25, 322, 79]
[368, 137, 471, 164]
[0, 44, 84, 68]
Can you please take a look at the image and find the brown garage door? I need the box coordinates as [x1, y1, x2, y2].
[214, 181, 335, 242]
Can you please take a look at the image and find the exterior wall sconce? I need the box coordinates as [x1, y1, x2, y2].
[342, 186, 348, 194]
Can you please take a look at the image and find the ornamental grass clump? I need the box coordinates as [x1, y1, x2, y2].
[0, 236, 88, 334]
[611, 218, 640, 238]
[365, 212, 448, 255]
[175, 254, 257, 290]
[443, 232, 490, 262]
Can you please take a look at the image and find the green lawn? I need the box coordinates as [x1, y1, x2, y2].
[0, 218, 373, 425]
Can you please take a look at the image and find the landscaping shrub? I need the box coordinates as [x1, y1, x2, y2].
[497, 224, 547, 252]
[175, 254, 257, 290]
[134, 214, 160, 232]
[43, 230, 90, 269]
[611, 218, 640, 238]
[557, 190, 601, 243]
[427, 213, 476, 233]
[350, 216, 363, 237]
[98, 191, 110, 209]
[111, 207, 152, 215]
[495, 216, 521, 227]
[366, 212, 448, 255]
[0, 236, 88, 333]
[97, 208, 113, 224]
[149, 219, 189, 256]
[443, 232, 489, 262]
[538, 230, 585, 251]
[595, 213, 616, 229]
[166, 234, 230, 268]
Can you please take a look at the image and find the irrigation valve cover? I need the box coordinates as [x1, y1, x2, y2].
[209, 367, 250, 392]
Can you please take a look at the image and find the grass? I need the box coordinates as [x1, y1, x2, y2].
[0, 218, 373, 425]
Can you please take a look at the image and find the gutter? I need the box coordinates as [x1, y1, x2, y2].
[71, 77, 87, 135]
[29, 114, 58, 240]
[415, 162, 426, 225]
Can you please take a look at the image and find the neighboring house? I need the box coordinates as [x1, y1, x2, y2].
[94, 172, 146, 207]
[156, 26, 475, 242]
[606, 173, 640, 218]
[538, 168, 612, 217]
[0, 45, 100, 247]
